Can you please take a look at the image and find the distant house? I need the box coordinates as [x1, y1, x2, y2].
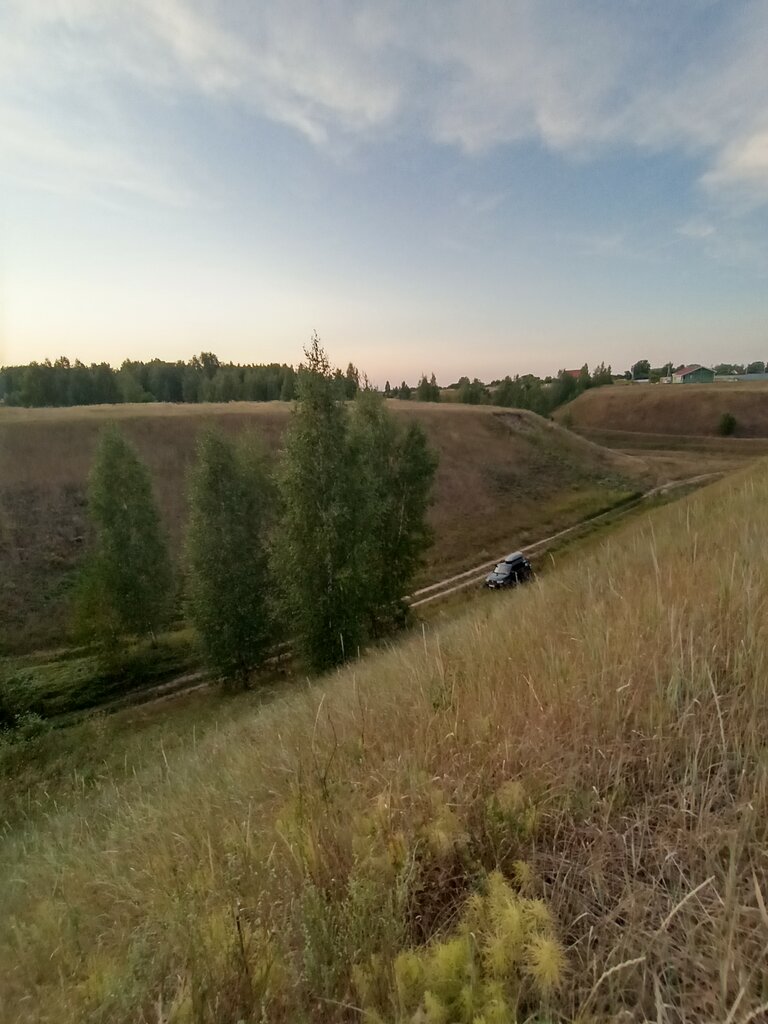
[563, 369, 582, 379]
[671, 364, 715, 384]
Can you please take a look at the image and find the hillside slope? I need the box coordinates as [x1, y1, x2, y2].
[555, 381, 768, 436]
[0, 402, 649, 652]
[2, 467, 767, 1022]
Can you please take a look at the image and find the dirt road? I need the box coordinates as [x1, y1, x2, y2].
[409, 472, 721, 608]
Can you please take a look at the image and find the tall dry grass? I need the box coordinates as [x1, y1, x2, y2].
[556, 380, 768, 437]
[2, 466, 768, 1022]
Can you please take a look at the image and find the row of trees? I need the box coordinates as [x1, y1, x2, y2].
[383, 363, 614, 411]
[715, 361, 767, 375]
[412, 363, 614, 413]
[6, 351, 768, 409]
[77, 339, 438, 679]
[629, 359, 768, 381]
[1, 352, 610, 413]
[383, 374, 442, 402]
[492, 363, 614, 414]
[0, 354, 365, 408]
[628, 360, 684, 381]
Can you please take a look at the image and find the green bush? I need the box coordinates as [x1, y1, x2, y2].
[718, 412, 737, 436]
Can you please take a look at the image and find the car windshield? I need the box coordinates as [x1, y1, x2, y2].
[493, 562, 512, 575]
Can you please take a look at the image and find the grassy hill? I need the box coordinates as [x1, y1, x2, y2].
[555, 381, 768, 437]
[2, 464, 767, 1022]
[0, 402, 649, 653]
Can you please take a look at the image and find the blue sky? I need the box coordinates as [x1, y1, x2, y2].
[1, 1, 767, 382]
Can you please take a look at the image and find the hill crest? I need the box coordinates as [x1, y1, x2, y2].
[555, 381, 768, 437]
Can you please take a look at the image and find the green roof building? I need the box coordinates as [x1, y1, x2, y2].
[672, 364, 715, 383]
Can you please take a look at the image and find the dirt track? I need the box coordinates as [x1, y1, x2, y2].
[409, 472, 721, 607]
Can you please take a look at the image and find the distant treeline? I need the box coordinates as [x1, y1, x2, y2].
[0, 354, 304, 407]
[0, 354, 438, 408]
[713, 362, 766, 376]
[431, 362, 615, 414]
[0, 352, 614, 413]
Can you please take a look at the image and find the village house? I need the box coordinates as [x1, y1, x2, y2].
[670, 364, 715, 384]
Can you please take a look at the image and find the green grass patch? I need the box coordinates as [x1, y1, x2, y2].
[0, 681, 286, 833]
[538, 484, 638, 524]
[1, 629, 198, 721]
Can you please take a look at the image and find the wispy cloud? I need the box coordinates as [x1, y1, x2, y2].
[415, 2, 768, 205]
[0, 0, 403, 200]
[701, 132, 768, 205]
[0, 103, 197, 206]
[457, 189, 510, 217]
[2, 0, 768, 209]
[677, 220, 716, 241]
[675, 214, 768, 278]
[134, 0, 402, 141]
[574, 233, 628, 258]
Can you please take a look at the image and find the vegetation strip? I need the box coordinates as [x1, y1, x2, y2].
[35, 470, 721, 725]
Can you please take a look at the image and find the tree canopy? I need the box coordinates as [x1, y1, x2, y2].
[185, 430, 273, 682]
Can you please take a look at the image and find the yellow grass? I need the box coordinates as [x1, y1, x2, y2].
[3, 464, 768, 1021]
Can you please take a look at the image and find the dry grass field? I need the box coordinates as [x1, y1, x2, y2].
[2, 465, 768, 1022]
[0, 402, 650, 653]
[555, 381, 768, 437]
[566, 430, 768, 484]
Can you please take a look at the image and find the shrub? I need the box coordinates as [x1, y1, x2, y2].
[352, 870, 567, 1022]
[0, 675, 46, 744]
[718, 411, 737, 436]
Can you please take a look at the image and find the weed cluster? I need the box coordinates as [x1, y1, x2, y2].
[719, 411, 737, 436]
[354, 870, 566, 1022]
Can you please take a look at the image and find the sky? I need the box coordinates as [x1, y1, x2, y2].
[1, 1, 767, 383]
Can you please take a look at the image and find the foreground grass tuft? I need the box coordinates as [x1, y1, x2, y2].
[3, 465, 768, 1021]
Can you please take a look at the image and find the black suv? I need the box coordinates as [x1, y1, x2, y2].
[484, 551, 533, 589]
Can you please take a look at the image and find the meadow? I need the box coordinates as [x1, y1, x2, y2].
[2, 462, 768, 1022]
